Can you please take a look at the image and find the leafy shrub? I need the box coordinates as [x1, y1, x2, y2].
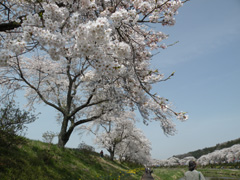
[0, 101, 37, 147]
[78, 142, 95, 152]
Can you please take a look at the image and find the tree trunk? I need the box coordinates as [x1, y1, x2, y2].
[57, 117, 74, 148]
[110, 150, 115, 161]
[108, 146, 115, 161]
[58, 133, 69, 148]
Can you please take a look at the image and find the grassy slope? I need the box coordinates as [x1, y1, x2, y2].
[0, 138, 144, 180]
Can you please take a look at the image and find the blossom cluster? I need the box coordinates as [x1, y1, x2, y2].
[110, 9, 139, 27]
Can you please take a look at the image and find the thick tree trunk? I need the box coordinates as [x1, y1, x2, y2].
[58, 133, 69, 148]
[110, 151, 115, 161]
[57, 117, 74, 148]
[57, 113, 101, 147]
[108, 146, 115, 161]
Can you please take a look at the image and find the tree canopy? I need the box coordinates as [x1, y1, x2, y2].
[0, 0, 188, 147]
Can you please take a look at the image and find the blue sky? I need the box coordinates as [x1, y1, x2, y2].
[23, 0, 240, 160]
[138, 0, 240, 159]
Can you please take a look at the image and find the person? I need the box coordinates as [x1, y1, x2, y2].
[145, 167, 153, 175]
[184, 160, 205, 180]
[145, 167, 150, 174]
[100, 150, 103, 158]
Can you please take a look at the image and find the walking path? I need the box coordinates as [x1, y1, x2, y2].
[141, 172, 154, 180]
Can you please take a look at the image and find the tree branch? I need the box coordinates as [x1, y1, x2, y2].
[0, 22, 21, 31]
[14, 57, 65, 114]
[74, 113, 103, 127]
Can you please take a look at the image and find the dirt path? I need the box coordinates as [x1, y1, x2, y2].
[141, 172, 154, 180]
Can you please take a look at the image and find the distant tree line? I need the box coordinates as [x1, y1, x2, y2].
[174, 138, 240, 159]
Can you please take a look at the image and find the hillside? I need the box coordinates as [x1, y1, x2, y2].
[0, 137, 144, 180]
[174, 138, 240, 159]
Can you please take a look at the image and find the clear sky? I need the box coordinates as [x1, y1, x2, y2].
[23, 0, 240, 160]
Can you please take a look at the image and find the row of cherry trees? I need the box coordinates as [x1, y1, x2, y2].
[153, 144, 240, 167]
[197, 144, 240, 166]
[0, 0, 188, 154]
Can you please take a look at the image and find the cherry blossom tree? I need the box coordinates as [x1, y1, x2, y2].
[89, 111, 151, 162]
[114, 115, 152, 164]
[115, 131, 152, 164]
[0, 0, 189, 147]
[178, 156, 196, 165]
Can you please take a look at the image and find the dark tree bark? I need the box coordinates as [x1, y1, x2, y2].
[0, 22, 21, 31]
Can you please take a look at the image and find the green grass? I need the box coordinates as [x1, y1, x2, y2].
[200, 168, 240, 178]
[152, 167, 240, 180]
[152, 167, 185, 180]
[0, 138, 144, 180]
